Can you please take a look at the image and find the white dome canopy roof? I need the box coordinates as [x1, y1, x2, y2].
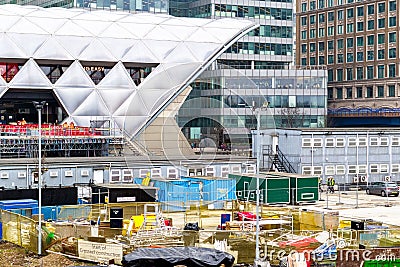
[0, 5, 257, 138]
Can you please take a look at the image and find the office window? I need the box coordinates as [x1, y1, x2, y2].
[389, 17, 396, 27]
[302, 138, 312, 147]
[357, 21, 363, 31]
[347, 23, 354, 33]
[347, 52, 353, 62]
[337, 25, 343, 34]
[357, 52, 364, 61]
[328, 40, 334, 50]
[357, 86, 363, 98]
[380, 164, 389, 173]
[388, 85, 396, 97]
[301, 30, 307, 39]
[377, 85, 384, 97]
[310, 1, 316, 10]
[367, 4, 374, 15]
[378, 2, 385, 13]
[378, 18, 385, 28]
[319, 42, 325, 51]
[378, 65, 385, 78]
[328, 86, 334, 98]
[347, 8, 354, 18]
[392, 136, 400, 146]
[302, 3, 307, 11]
[347, 38, 353, 47]
[310, 15, 316, 24]
[366, 86, 374, 98]
[389, 64, 396, 77]
[367, 51, 374, 61]
[392, 164, 400, 173]
[310, 57, 316, 65]
[326, 137, 335, 147]
[328, 11, 334, 21]
[328, 55, 334, 64]
[346, 86, 353, 98]
[302, 166, 312, 175]
[367, 35, 374, 45]
[338, 10, 344, 20]
[389, 1, 396, 11]
[337, 54, 344, 63]
[318, 0, 325, 9]
[378, 49, 385, 60]
[319, 13, 325, 23]
[370, 164, 379, 173]
[347, 69, 353, 81]
[325, 165, 335, 175]
[367, 20, 374, 30]
[357, 36, 364, 46]
[357, 6, 364, 16]
[319, 28, 325, 37]
[336, 87, 343, 99]
[301, 44, 307, 53]
[378, 34, 385, 44]
[348, 165, 357, 175]
[337, 69, 343, 81]
[370, 137, 379, 146]
[328, 0, 334, 7]
[348, 137, 357, 147]
[337, 0, 343, 4]
[336, 137, 345, 147]
[367, 66, 374, 79]
[328, 26, 334, 36]
[389, 32, 396, 43]
[310, 29, 316, 38]
[336, 165, 345, 175]
[310, 43, 316, 52]
[337, 39, 344, 49]
[301, 58, 307, 65]
[319, 56, 325, 64]
[328, 70, 333, 82]
[389, 48, 396, 59]
[356, 68, 363, 80]
[301, 16, 307, 26]
[359, 137, 367, 146]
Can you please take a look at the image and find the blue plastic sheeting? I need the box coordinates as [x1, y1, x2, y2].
[0, 199, 38, 210]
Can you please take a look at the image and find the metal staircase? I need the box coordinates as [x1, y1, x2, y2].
[262, 145, 296, 173]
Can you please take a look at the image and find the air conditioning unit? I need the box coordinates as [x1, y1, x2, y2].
[360, 176, 368, 183]
[384, 176, 391, 182]
[0, 172, 8, 179]
[17, 172, 26, 178]
[353, 176, 359, 183]
[49, 171, 58, 177]
[81, 170, 89, 177]
[65, 170, 73, 177]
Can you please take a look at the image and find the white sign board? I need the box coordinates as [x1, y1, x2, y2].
[78, 240, 123, 264]
[117, 196, 136, 202]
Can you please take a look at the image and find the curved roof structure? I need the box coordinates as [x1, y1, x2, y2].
[0, 5, 256, 138]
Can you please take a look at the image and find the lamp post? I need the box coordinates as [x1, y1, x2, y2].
[33, 100, 46, 255]
[253, 101, 269, 267]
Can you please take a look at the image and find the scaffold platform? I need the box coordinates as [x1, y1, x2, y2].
[0, 123, 125, 158]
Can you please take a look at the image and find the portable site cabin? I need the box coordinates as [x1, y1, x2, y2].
[265, 172, 319, 204]
[229, 173, 291, 205]
[230, 172, 319, 205]
[134, 176, 237, 212]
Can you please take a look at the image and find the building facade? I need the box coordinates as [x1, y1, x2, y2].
[296, 0, 400, 127]
[257, 128, 400, 184]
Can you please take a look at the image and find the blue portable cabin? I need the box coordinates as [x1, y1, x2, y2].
[182, 176, 237, 209]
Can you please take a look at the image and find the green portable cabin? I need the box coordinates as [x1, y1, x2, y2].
[229, 173, 290, 205]
[267, 172, 319, 204]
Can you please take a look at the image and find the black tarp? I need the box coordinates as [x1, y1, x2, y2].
[122, 246, 235, 267]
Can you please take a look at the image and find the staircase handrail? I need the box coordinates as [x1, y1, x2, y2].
[276, 146, 296, 173]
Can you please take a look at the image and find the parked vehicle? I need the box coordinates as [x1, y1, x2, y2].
[366, 182, 399, 197]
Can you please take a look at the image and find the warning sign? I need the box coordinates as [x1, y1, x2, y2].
[78, 240, 123, 264]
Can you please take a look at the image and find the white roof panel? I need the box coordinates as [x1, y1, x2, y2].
[0, 4, 256, 139]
